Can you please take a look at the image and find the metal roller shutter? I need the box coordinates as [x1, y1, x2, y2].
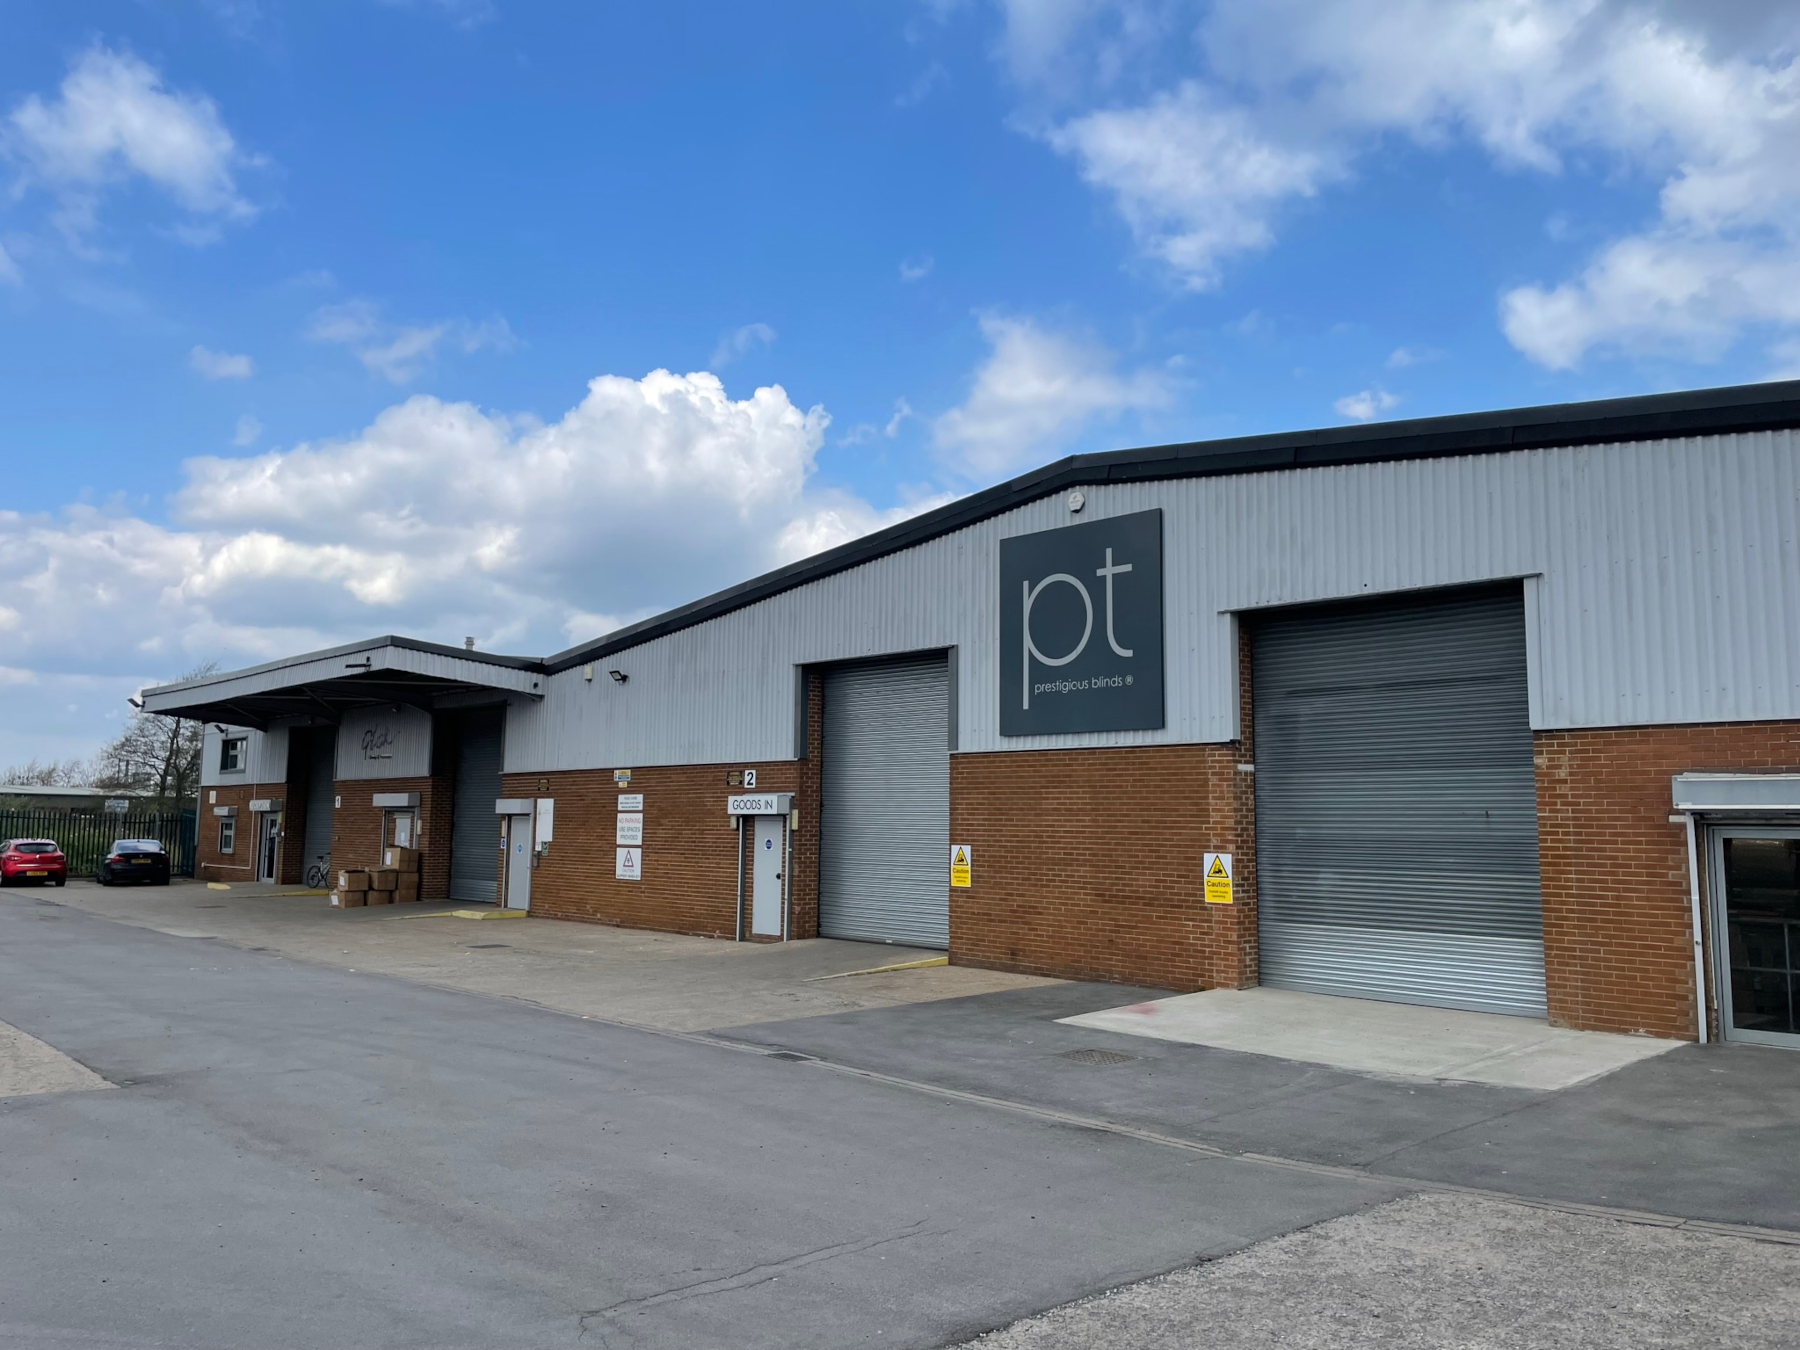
[448, 708, 505, 903]
[300, 729, 336, 887]
[820, 655, 950, 948]
[1252, 586, 1546, 1016]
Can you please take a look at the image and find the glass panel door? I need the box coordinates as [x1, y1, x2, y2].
[1712, 830, 1800, 1046]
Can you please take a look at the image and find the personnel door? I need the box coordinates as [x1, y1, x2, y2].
[1710, 828, 1800, 1047]
[256, 813, 281, 883]
[504, 814, 532, 911]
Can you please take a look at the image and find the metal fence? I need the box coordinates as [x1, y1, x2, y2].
[0, 809, 197, 878]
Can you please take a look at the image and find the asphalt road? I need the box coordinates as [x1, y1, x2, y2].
[0, 893, 1394, 1349]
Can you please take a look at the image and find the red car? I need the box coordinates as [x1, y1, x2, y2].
[1, 838, 68, 887]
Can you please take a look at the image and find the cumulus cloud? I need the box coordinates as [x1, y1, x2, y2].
[899, 253, 935, 282]
[0, 367, 966, 699]
[307, 299, 517, 383]
[710, 322, 777, 369]
[1334, 387, 1400, 421]
[3, 44, 257, 242]
[232, 414, 262, 447]
[189, 345, 254, 380]
[1010, 0, 1800, 367]
[934, 314, 1171, 479]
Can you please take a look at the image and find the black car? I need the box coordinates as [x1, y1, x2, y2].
[96, 839, 172, 886]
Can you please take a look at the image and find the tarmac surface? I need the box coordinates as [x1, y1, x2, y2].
[0, 893, 1392, 1349]
[5, 886, 1798, 1348]
[723, 982, 1800, 1231]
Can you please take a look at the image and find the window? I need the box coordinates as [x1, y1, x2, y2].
[218, 816, 236, 855]
[219, 737, 247, 773]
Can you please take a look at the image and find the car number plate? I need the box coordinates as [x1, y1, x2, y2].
[132, 857, 152, 864]
[26, 869, 47, 876]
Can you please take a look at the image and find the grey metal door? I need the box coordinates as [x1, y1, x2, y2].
[1709, 828, 1800, 1047]
[449, 708, 505, 903]
[1252, 586, 1545, 1016]
[301, 729, 336, 888]
[820, 655, 950, 947]
[504, 814, 532, 911]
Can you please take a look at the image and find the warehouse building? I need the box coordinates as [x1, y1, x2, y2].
[143, 381, 1800, 1046]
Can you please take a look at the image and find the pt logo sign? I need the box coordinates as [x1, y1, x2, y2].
[1000, 508, 1164, 736]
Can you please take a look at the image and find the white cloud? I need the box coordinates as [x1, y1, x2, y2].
[710, 322, 777, 369]
[1334, 387, 1400, 421]
[4, 45, 256, 241]
[1386, 345, 1443, 369]
[1047, 81, 1332, 290]
[896, 63, 949, 108]
[232, 414, 262, 447]
[308, 300, 517, 383]
[900, 253, 935, 282]
[378, 0, 496, 26]
[1010, 0, 1800, 366]
[773, 489, 958, 564]
[0, 367, 974, 712]
[934, 313, 1171, 478]
[885, 397, 916, 437]
[0, 242, 19, 286]
[189, 345, 254, 380]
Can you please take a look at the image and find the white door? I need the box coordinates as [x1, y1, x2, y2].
[504, 814, 532, 911]
[751, 815, 784, 937]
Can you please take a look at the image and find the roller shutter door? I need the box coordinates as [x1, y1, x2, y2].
[1252, 586, 1545, 1016]
[448, 708, 505, 903]
[820, 655, 950, 948]
[300, 729, 336, 886]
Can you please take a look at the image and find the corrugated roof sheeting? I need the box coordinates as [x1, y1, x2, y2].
[507, 429, 1800, 773]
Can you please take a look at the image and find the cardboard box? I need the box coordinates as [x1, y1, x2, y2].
[383, 846, 421, 874]
[338, 869, 370, 892]
[369, 868, 399, 890]
[330, 890, 367, 908]
[395, 875, 420, 902]
[365, 889, 395, 905]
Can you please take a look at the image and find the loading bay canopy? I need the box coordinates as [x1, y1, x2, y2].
[139, 637, 544, 728]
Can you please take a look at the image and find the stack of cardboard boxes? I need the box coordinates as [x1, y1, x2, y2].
[329, 846, 423, 908]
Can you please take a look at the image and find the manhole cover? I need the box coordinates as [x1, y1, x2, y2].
[466, 943, 510, 949]
[1058, 1047, 1138, 1065]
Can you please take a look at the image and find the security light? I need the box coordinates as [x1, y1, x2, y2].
[607, 669, 628, 684]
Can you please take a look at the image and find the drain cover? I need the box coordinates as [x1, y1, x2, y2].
[1058, 1047, 1138, 1065]
[466, 943, 510, 949]
[765, 1051, 813, 1062]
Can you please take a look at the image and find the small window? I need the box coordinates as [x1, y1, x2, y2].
[219, 737, 247, 773]
[218, 817, 236, 855]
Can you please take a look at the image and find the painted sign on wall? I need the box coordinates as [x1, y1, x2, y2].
[999, 509, 1165, 736]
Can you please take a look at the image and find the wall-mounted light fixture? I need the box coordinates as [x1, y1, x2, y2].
[127, 696, 143, 710]
[582, 664, 595, 682]
[607, 669, 628, 684]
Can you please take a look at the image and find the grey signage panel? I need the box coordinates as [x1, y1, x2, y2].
[1000, 509, 1164, 736]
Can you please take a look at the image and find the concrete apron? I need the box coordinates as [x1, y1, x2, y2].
[1060, 987, 1681, 1090]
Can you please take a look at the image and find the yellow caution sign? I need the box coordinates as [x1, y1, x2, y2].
[950, 844, 973, 889]
[1203, 851, 1233, 905]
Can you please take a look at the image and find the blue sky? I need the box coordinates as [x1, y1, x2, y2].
[3, 0, 1798, 768]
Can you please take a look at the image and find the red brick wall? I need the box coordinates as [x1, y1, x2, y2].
[948, 742, 1255, 991]
[329, 776, 451, 901]
[1535, 720, 1800, 1040]
[196, 782, 275, 881]
[502, 757, 813, 937]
